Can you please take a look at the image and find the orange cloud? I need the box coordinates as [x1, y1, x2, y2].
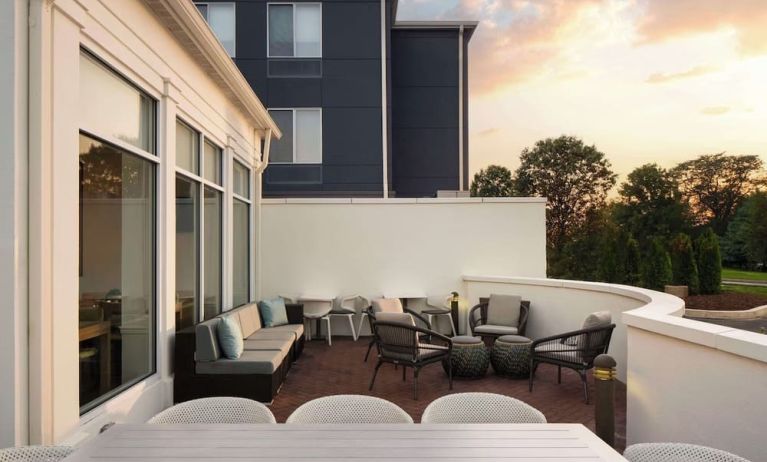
[646, 65, 719, 84]
[700, 106, 730, 115]
[639, 0, 767, 56]
[441, 0, 605, 93]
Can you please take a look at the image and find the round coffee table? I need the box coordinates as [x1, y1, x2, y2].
[442, 336, 489, 378]
[491, 335, 532, 378]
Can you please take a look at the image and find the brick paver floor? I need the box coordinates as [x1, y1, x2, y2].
[270, 337, 626, 451]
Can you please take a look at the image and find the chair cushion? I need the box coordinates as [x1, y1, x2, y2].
[195, 350, 282, 375]
[376, 312, 415, 325]
[236, 304, 262, 337]
[486, 294, 521, 327]
[266, 323, 305, 340]
[534, 343, 585, 365]
[217, 315, 244, 359]
[372, 298, 404, 313]
[452, 335, 483, 345]
[474, 324, 519, 336]
[243, 339, 292, 357]
[497, 335, 531, 344]
[582, 311, 612, 330]
[259, 297, 289, 327]
[195, 319, 221, 362]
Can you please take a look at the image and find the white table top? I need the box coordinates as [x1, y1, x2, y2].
[64, 423, 628, 461]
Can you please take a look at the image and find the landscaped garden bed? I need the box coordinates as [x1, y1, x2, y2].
[685, 290, 767, 311]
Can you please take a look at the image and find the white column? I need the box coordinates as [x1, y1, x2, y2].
[0, 0, 29, 447]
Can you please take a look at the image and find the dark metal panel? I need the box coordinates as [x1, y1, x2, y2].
[391, 86, 458, 128]
[322, 60, 381, 108]
[391, 31, 459, 87]
[392, 128, 459, 178]
[323, 1, 381, 59]
[322, 107, 382, 165]
[267, 78, 323, 107]
[234, 1, 266, 59]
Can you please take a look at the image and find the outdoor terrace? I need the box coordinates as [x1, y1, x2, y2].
[269, 337, 628, 449]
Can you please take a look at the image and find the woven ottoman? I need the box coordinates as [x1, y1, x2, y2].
[442, 336, 489, 378]
[491, 335, 532, 378]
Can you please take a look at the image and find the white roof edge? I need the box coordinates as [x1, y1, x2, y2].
[143, 0, 281, 138]
[260, 197, 546, 205]
[393, 20, 480, 29]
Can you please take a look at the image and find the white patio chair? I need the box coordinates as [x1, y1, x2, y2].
[624, 443, 751, 462]
[421, 392, 546, 424]
[330, 295, 370, 341]
[286, 395, 413, 424]
[0, 446, 73, 462]
[148, 397, 276, 424]
[298, 297, 333, 345]
[408, 296, 457, 336]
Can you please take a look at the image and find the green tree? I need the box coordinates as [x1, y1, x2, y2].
[613, 164, 691, 244]
[696, 228, 722, 294]
[625, 236, 641, 286]
[640, 238, 673, 291]
[722, 192, 767, 268]
[514, 136, 617, 249]
[470, 165, 514, 197]
[598, 227, 636, 284]
[669, 233, 699, 294]
[672, 154, 767, 234]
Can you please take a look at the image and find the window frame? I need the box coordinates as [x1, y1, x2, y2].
[175, 117, 226, 324]
[266, 2, 323, 58]
[267, 108, 323, 165]
[77, 48, 159, 415]
[195, 2, 237, 58]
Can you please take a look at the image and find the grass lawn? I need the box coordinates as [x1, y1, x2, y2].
[723, 284, 767, 297]
[722, 268, 767, 282]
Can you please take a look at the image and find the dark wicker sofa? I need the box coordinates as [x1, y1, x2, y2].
[174, 302, 305, 404]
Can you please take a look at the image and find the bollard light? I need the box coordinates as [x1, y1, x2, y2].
[593, 354, 617, 448]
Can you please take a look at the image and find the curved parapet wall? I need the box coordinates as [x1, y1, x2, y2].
[463, 275, 767, 462]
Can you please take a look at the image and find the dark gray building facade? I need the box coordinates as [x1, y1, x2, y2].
[195, 0, 476, 197]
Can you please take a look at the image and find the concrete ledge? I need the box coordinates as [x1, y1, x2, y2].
[262, 197, 547, 205]
[686, 305, 767, 320]
[462, 274, 767, 364]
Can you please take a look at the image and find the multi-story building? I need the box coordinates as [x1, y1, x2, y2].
[195, 1, 477, 197]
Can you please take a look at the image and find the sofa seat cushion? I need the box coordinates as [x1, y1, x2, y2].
[243, 339, 292, 357]
[195, 350, 282, 375]
[247, 330, 296, 342]
[474, 324, 519, 336]
[266, 324, 304, 340]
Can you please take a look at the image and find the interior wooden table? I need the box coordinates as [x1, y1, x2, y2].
[63, 423, 628, 461]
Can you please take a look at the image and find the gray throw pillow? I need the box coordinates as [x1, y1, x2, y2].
[486, 294, 521, 327]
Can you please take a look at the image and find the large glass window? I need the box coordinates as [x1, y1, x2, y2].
[79, 52, 155, 153]
[268, 3, 321, 57]
[232, 161, 250, 308]
[175, 176, 199, 331]
[78, 133, 156, 412]
[195, 3, 236, 57]
[176, 120, 225, 326]
[203, 186, 223, 319]
[268, 109, 322, 164]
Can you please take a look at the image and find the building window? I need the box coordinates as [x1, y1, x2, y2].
[268, 3, 321, 58]
[232, 160, 251, 308]
[78, 51, 157, 413]
[268, 109, 322, 164]
[175, 120, 225, 327]
[195, 3, 236, 57]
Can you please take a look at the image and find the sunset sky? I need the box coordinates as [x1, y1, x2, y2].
[397, 0, 767, 184]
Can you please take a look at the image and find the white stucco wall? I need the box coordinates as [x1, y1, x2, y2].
[0, 0, 29, 448]
[15, 0, 270, 446]
[260, 198, 547, 335]
[463, 276, 647, 382]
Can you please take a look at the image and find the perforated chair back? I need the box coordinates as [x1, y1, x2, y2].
[148, 397, 276, 424]
[0, 446, 73, 462]
[624, 443, 751, 462]
[421, 393, 546, 424]
[286, 395, 413, 424]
